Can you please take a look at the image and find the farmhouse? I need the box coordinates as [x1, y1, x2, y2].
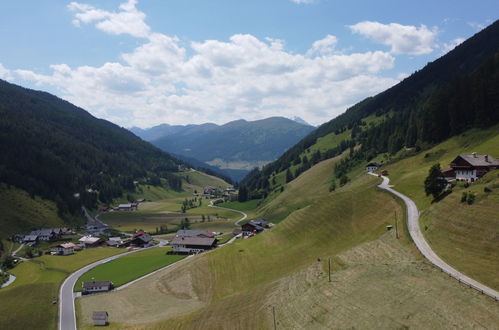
[124, 232, 153, 247]
[170, 236, 217, 254]
[82, 281, 113, 295]
[79, 236, 103, 248]
[29, 228, 61, 241]
[450, 153, 499, 182]
[92, 311, 109, 326]
[241, 219, 272, 234]
[117, 203, 138, 211]
[22, 234, 38, 244]
[51, 242, 75, 256]
[365, 162, 380, 173]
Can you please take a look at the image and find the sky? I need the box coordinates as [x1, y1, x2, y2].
[0, 1, 496, 128]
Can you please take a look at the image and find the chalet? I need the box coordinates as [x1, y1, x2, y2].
[242, 222, 264, 234]
[365, 162, 380, 173]
[176, 230, 215, 238]
[441, 168, 456, 182]
[79, 236, 103, 248]
[124, 232, 153, 247]
[136, 198, 146, 203]
[249, 219, 271, 228]
[92, 311, 109, 326]
[51, 242, 76, 256]
[450, 153, 499, 182]
[117, 203, 138, 211]
[82, 281, 113, 294]
[170, 236, 217, 254]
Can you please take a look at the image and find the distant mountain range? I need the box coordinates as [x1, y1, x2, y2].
[130, 117, 315, 181]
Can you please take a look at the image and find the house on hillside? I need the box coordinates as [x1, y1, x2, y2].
[51, 242, 76, 256]
[123, 232, 153, 247]
[170, 236, 217, 254]
[450, 153, 499, 182]
[241, 219, 272, 235]
[82, 281, 113, 295]
[92, 311, 109, 326]
[116, 203, 138, 211]
[79, 236, 103, 248]
[365, 162, 380, 173]
[22, 234, 38, 244]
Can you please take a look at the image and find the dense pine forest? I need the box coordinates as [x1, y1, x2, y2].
[0, 80, 185, 219]
[241, 20, 499, 200]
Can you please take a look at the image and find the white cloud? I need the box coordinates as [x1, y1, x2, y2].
[467, 19, 492, 31]
[306, 35, 338, 57]
[0, 63, 13, 81]
[440, 37, 465, 55]
[10, 2, 400, 128]
[68, 0, 150, 38]
[348, 21, 438, 55]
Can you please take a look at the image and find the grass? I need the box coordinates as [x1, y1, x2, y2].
[382, 124, 499, 290]
[0, 183, 64, 240]
[75, 247, 185, 292]
[0, 248, 124, 330]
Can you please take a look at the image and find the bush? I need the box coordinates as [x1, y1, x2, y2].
[484, 186, 492, 193]
[466, 192, 475, 205]
[461, 192, 467, 203]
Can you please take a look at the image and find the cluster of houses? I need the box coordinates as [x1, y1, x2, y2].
[18, 227, 72, 245]
[366, 153, 498, 183]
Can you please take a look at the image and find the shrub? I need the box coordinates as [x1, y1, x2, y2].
[466, 192, 475, 205]
[460, 192, 467, 203]
[484, 186, 492, 193]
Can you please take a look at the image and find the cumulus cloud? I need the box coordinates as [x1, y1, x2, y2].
[0, 63, 13, 81]
[306, 35, 338, 57]
[10, 2, 400, 128]
[348, 21, 438, 55]
[68, 0, 150, 38]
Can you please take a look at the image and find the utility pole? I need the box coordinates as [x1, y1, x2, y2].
[328, 257, 331, 282]
[395, 211, 399, 239]
[272, 306, 277, 330]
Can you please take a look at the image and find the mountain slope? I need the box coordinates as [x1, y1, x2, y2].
[242, 19, 499, 197]
[131, 117, 315, 181]
[0, 79, 186, 236]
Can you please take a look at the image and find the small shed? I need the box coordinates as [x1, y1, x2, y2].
[366, 162, 380, 173]
[83, 281, 113, 294]
[92, 311, 108, 326]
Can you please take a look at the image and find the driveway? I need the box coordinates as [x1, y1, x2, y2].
[371, 173, 499, 300]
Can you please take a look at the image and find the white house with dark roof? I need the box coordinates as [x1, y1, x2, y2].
[450, 153, 499, 182]
[92, 311, 109, 326]
[170, 236, 217, 254]
[82, 281, 113, 294]
[365, 162, 380, 173]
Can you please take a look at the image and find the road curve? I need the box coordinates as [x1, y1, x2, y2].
[208, 201, 248, 226]
[59, 247, 154, 330]
[371, 173, 499, 301]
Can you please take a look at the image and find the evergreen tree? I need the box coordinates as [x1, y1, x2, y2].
[424, 164, 446, 199]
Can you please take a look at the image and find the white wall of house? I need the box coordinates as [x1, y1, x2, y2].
[366, 166, 378, 173]
[455, 169, 477, 182]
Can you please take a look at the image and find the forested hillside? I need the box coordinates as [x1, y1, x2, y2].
[0, 80, 184, 224]
[133, 117, 315, 181]
[241, 20, 499, 199]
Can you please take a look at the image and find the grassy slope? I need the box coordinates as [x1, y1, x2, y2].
[384, 124, 499, 290]
[0, 248, 124, 330]
[0, 184, 64, 240]
[75, 247, 185, 291]
[76, 157, 406, 329]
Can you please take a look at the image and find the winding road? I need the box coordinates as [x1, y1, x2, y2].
[372, 173, 499, 301]
[208, 200, 248, 226]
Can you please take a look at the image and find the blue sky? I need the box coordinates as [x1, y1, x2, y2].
[0, 0, 496, 127]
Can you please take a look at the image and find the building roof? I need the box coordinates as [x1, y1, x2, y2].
[79, 236, 101, 244]
[454, 154, 499, 167]
[83, 281, 112, 289]
[136, 233, 152, 243]
[108, 237, 122, 242]
[243, 222, 264, 231]
[171, 236, 216, 246]
[24, 235, 38, 241]
[176, 230, 207, 237]
[132, 231, 146, 238]
[118, 203, 133, 208]
[92, 311, 108, 320]
[248, 219, 270, 228]
[30, 228, 55, 236]
[57, 243, 76, 249]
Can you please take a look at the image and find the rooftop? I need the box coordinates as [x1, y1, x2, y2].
[171, 236, 216, 246]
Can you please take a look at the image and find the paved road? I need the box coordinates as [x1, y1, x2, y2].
[11, 243, 24, 257]
[208, 200, 248, 226]
[59, 247, 154, 330]
[371, 173, 499, 301]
